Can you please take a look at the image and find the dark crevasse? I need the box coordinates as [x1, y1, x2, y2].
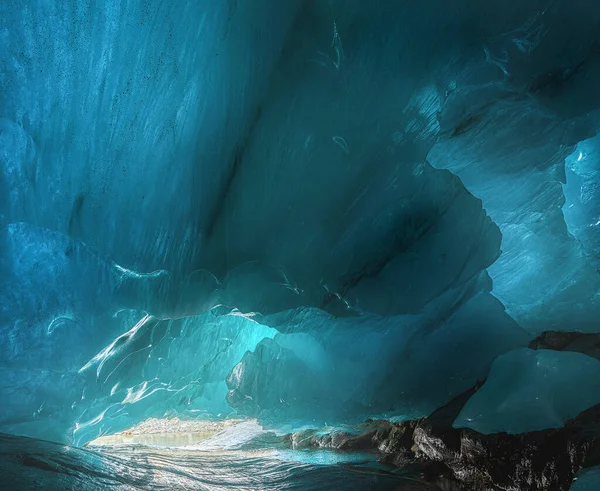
[2, 1, 600, 490]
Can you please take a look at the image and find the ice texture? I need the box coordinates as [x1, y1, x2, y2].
[1, 0, 600, 445]
[226, 297, 528, 426]
[454, 349, 600, 434]
[563, 136, 600, 266]
[570, 467, 600, 491]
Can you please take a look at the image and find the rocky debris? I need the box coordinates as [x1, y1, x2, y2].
[416, 417, 591, 490]
[529, 331, 600, 361]
[287, 381, 600, 490]
[289, 420, 417, 453]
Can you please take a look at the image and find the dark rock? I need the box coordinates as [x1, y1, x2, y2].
[529, 331, 581, 350]
[411, 382, 597, 490]
[529, 331, 600, 360]
[285, 381, 600, 490]
[289, 428, 320, 449]
[451, 428, 589, 490]
[412, 382, 483, 462]
[289, 419, 417, 454]
[376, 420, 417, 454]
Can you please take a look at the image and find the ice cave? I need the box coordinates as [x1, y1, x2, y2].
[2, 1, 600, 489]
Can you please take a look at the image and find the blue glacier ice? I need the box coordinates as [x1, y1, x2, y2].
[571, 467, 600, 491]
[1, 0, 600, 451]
[563, 136, 600, 266]
[226, 297, 527, 426]
[454, 349, 600, 434]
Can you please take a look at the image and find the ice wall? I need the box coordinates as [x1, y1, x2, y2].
[2, 0, 600, 445]
[454, 349, 600, 434]
[427, 1, 600, 332]
[227, 300, 527, 427]
[563, 136, 600, 267]
[0, 0, 301, 273]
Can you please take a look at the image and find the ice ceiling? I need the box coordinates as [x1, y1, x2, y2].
[1, 0, 600, 446]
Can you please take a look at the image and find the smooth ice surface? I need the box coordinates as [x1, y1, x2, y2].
[226, 299, 528, 426]
[2, 0, 600, 445]
[454, 349, 600, 434]
[570, 466, 600, 491]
